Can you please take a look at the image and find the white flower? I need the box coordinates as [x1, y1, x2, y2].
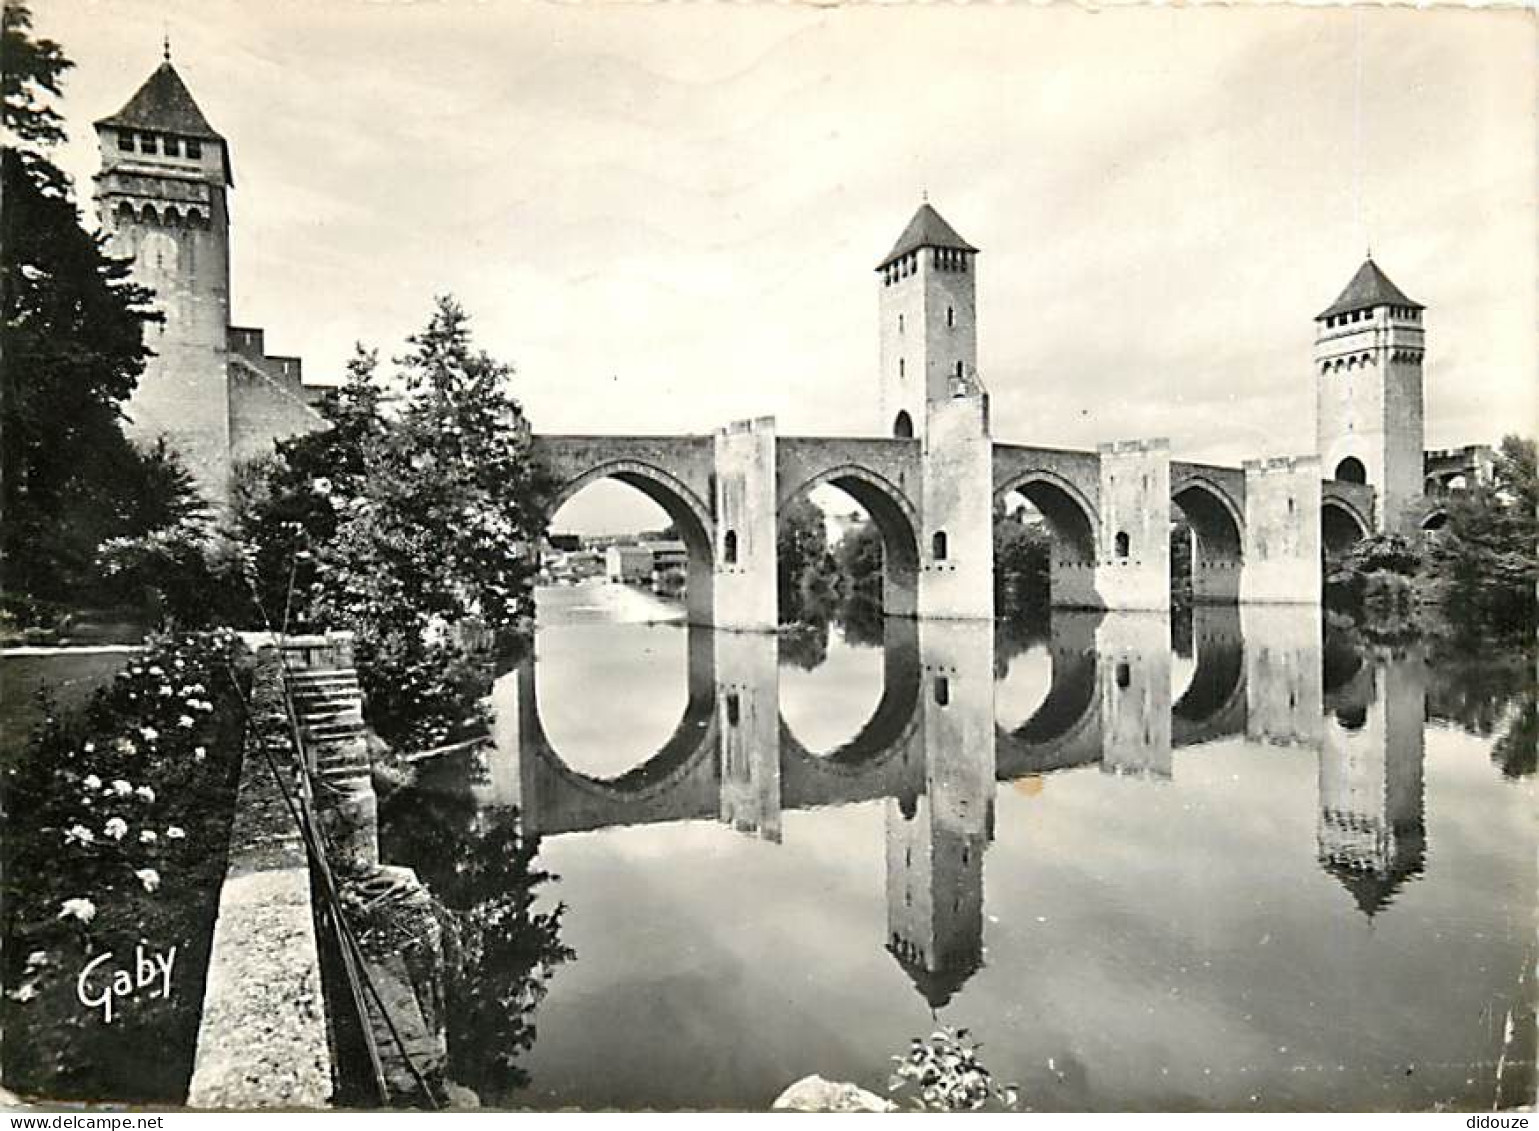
[158, 686, 173, 698]
[173, 658, 185, 669]
[134, 868, 160, 893]
[64, 824, 95, 846]
[25, 950, 48, 969]
[139, 726, 159, 743]
[114, 738, 137, 756]
[135, 785, 155, 803]
[83, 774, 102, 791]
[82, 741, 95, 754]
[58, 898, 96, 923]
[193, 746, 207, 762]
[147, 666, 163, 676]
[196, 700, 213, 713]
[177, 715, 194, 729]
[104, 817, 128, 841]
[138, 829, 157, 844]
[9, 983, 38, 1003]
[165, 826, 186, 841]
[110, 779, 132, 797]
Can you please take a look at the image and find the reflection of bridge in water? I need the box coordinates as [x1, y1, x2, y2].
[480, 607, 1426, 1006]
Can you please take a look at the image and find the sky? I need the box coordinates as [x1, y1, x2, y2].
[36, 1, 1537, 533]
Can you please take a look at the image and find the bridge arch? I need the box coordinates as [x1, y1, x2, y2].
[547, 458, 715, 624]
[779, 618, 922, 771]
[1171, 606, 1246, 747]
[1171, 475, 1244, 603]
[994, 615, 1101, 776]
[1322, 497, 1371, 556]
[994, 470, 1099, 609]
[514, 641, 721, 835]
[779, 463, 921, 619]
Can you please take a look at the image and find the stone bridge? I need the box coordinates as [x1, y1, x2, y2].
[532, 421, 1376, 630]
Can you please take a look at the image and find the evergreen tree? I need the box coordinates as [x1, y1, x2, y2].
[310, 298, 550, 640]
[237, 297, 551, 749]
[0, 2, 162, 621]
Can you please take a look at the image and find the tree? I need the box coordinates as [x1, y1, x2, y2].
[835, 518, 883, 599]
[377, 787, 572, 1102]
[0, 3, 163, 622]
[1169, 516, 1193, 605]
[777, 496, 832, 623]
[2, 2, 69, 148]
[1426, 434, 1537, 636]
[233, 346, 387, 629]
[310, 299, 549, 641]
[237, 298, 551, 750]
[993, 511, 1050, 620]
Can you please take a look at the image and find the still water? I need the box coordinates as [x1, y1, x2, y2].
[383, 580, 1536, 1111]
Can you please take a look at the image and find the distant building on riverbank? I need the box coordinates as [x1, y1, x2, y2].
[604, 541, 687, 584]
[605, 545, 654, 582]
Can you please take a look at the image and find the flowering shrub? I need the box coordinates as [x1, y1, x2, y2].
[1, 630, 248, 1102]
[888, 1026, 1020, 1112]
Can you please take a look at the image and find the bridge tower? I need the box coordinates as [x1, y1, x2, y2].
[876, 202, 979, 443]
[1314, 258, 1426, 534]
[877, 202, 994, 620]
[94, 51, 235, 506]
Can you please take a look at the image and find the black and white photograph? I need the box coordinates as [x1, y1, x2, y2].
[0, 0, 1534, 1115]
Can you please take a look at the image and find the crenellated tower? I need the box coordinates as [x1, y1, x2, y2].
[94, 53, 235, 506]
[1314, 258, 1426, 534]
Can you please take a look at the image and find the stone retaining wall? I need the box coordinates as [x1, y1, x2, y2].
[187, 648, 332, 1108]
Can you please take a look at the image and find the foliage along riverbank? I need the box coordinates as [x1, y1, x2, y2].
[1, 631, 248, 1102]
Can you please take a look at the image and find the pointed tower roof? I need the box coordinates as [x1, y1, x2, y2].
[1317, 258, 1423, 321]
[877, 202, 978, 270]
[886, 944, 979, 1011]
[95, 60, 233, 186]
[1321, 857, 1423, 920]
[96, 60, 224, 139]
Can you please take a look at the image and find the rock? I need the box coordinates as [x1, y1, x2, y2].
[771, 1075, 896, 1113]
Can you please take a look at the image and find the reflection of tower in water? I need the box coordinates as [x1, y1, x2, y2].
[1097, 613, 1172, 779]
[885, 622, 996, 1010]
[717, 632, 782, 842]
[1317, 643, 1427, 918]
[1241, 604, 1324, 748]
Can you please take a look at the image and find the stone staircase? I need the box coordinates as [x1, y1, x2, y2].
[279, 634, 377, 872]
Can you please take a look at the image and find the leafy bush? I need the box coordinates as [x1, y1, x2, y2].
[888, 1026, 1020, 1112]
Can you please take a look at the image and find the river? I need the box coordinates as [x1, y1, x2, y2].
[384, 579, 1535, 1111]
